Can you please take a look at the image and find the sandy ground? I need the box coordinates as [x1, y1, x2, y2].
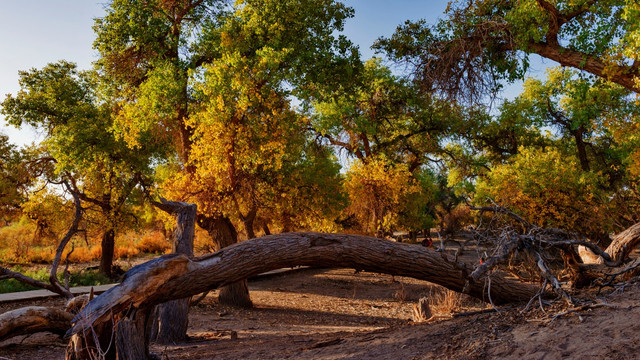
[1, 264, 640, 360]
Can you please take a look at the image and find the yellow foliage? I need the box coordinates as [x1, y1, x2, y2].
[136, 231, 171, 254]
[0, 226, 173, 264]
[476, 147, 612, 236]
[345, 157, 424, 235]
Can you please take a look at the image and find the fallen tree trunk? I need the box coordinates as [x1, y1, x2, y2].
[66, 232, 538, 359]
[0, 306, 73, 342]
[598, 222, 640, 264]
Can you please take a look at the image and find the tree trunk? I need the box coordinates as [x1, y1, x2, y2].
[262, 222, 271, 236]
[0, 306, 72, 342]
[115, 308, 153, 360]
[99, 228, 115, 278]
[151, 200, 196, 344]
[243, 212, 256, 240]
[598, 222, 640, 264]
[67, 232, 540, 359]
[573, 128, 590, 172]
[200, 215, 253, 308]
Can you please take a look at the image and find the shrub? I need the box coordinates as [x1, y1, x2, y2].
[475, 146, 612, 237]
[136, 231, 170, 254]
[344, 157, 428, 236]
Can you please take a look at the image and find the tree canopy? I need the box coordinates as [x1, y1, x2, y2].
[376, 0, 640, 102]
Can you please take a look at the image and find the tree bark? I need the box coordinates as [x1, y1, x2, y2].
[150, 200, 196, 344]
[99, 228, 115, 278]
[598, 222, 640, 264]
[242, 208, 257, 240]
[199, 215, 253, 308]
[115, 308, 153, 360]
[67, 232, 539, 359]
[0, 306, 72, 342]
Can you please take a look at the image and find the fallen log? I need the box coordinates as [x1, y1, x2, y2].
[66, 232, 539, 359]
[0, 306, 73, 342]
[598, 222, 640, 264]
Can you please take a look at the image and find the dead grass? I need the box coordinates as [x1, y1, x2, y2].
[0, 224, 172, 264]
[427, 286, 465, 315]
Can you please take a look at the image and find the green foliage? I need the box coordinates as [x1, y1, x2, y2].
[0, 135, 34, 221]
[0, 267, 111, 294]
[376, 0, 640, 101]
[313, 58, 456, 166]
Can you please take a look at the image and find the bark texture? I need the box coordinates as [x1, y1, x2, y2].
[200, 215, 253, 308]
[67, 232, 539, 359]
[0, 306, 73, 342]
[151, 200, 196, 344]
[598, 222, 640, 264]
[99, 228, 115, 278]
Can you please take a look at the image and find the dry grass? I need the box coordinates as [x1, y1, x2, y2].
[427, 286, 464, 315]
[0, 222, 172, 264]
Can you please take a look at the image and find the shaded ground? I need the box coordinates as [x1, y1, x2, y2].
[1, 238, 639, 359]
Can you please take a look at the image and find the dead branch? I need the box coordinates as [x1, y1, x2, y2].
[596, 258, 640, 293]
[599, 222, 640, 264]
[545, 302, 623, 325]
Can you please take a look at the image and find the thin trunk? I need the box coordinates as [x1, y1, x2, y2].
[262, 222, 271, 236]
[243, 207, 257, 240]
[99, 228, 115, 278]
[573, 128, 590, 172]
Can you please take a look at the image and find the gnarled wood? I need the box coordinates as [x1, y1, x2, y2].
[0, 306, 73, 342]
[67, 232, 539, 359]
[598, 222, 640, 264]
[150, 199, 196, 344]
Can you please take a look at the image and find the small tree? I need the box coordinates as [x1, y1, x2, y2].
[1, 61, 153, 277]
[475, 146, 611, 242]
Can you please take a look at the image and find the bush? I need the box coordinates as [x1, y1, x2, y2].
[475, 146, 612, 236]
[344, 157, 429, 236]
[136, 231, 170, 254]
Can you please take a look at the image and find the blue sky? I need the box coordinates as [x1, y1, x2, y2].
[0, 1, 544, 147]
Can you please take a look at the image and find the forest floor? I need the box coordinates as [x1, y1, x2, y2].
[1, 240, 640, 359]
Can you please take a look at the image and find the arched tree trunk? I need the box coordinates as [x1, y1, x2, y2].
[150, 200, 196, 344]
[67, 232, 540, 360]
[99, 228, 115, 278]
[199, 215, 253, 308]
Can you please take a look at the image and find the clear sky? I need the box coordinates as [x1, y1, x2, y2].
[0, 1, 541, 147]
